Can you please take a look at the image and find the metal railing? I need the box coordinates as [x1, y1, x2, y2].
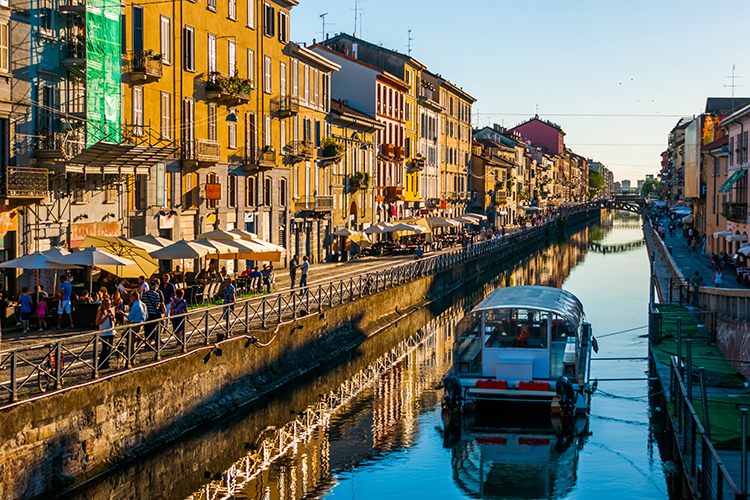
[183, 139, 221, 162]
[722, 202, 748, 223]
[244, 146, 276, 169]
[284, 140, 314, 159]
[0, 224, 547, 407]
[271, 95, 299, 117]
[294, 195, 333, 212]
[2, 167, 49, 198]
[127, 51, 163, 79]
[669, 356, 743, 499]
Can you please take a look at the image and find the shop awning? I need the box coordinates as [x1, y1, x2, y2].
[713, 230, 733, 239]
[719, 169, 747, 193]
[682, 215, 693, 224]
[39, 140, 179, 175]
[726, 234, 748, 243]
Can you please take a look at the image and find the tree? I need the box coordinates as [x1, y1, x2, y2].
[588, 170, 604, 197]
[641, 179, 660, 197]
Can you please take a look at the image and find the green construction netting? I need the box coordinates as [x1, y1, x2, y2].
[86, 0, 121, 146]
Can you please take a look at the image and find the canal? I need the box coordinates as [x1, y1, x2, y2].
[64, 214, 669, 500]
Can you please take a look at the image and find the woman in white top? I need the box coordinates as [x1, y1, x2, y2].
[713, 267, 724, 288]
[95, 298, 116, 369]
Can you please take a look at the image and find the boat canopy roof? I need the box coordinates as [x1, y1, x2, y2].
[474, 286, 584, 331]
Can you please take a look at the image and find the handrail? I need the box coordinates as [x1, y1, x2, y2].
[0, 222, 550, 406]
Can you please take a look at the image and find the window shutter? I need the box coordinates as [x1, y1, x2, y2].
[0, 23, 8, 73]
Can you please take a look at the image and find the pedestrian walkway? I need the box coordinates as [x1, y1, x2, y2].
[657, 217, 744, 290]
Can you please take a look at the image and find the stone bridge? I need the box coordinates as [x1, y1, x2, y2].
[559, 196, 644, 217]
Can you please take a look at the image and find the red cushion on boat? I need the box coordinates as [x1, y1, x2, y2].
[519, 381, 550, 391]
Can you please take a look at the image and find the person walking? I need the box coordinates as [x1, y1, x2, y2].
[690, 271, 702, 306]
[57, 275, 74, 329]
[141, 281, 165, 343]
[289, 255, 300, 290]
[95, 298, 116, 369]
[169, 289, 188, 340]
[19, 287, 32, 333]
[713, 267, 724, 288]
[701, 236, 707, 256]
[125, 291, 147, 340]
[221, 276, 236, 321]
[159, 274, 176, 316]
[35, 292, 47, 331]
[299, 255, 310, 294]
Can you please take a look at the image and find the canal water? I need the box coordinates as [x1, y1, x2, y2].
[66, 214, 669, 500]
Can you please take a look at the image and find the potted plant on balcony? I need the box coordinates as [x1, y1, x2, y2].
[322, 136, 345, 162]
[263, 144, 275, 153]
[349, 171, 370, 192]
[206, 71, 253, 100]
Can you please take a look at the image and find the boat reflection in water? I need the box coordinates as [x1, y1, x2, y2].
[450, 418, 589, 500]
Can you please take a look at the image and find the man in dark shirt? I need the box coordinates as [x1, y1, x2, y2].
[141, 281, 164, 342]
[249, 267, 263, 292]
[159, 274, 176, 316]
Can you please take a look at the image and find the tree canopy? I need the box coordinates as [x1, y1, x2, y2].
[588, 170, 604, 196]
[641, 179, 660, 197]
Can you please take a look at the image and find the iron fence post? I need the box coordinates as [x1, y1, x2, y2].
[127, 327, 134, 368]
[244, 303, 249, 334]
[349, 278, 354, 300]
[677, 318, 683, 376]
[262, 299, 267, 328]
[339, 281, 344, 305]
[699, 367, 710, 441]
[686, 339, 692, 401]
[10, 350, 17, 402]
[317, 288, 322, 313]
[204, 312, 210, 345]
[277, 295, 282, 324]
[54, 341, 62, 390]
[359, 276, 363, 298]
[155, 319, 162, 361]
[93, 333, 100, 379]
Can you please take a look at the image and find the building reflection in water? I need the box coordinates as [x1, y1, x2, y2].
[188, 218, 639, 500]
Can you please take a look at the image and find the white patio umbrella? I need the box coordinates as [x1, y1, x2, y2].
[229, 229, 259, 240]
[451, 216, 480, 226]
[427, 217, 459, 228]
[196, 229, 241, 241]
[0, 252, 80, 270]
[364, 222, 395, 234]
[130, 234, 173, 249]
[464, 213, 488, 221]
[49, 247, 136, 293]
[149, 240, 222, 260]
[386, 223, 428, 234]
[332, 228, 362, 237]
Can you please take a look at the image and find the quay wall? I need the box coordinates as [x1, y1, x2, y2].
[0, 214, 593, 500]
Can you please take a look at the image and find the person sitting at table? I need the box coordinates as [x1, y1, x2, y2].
[241, 265, 253, 277]
[196, 268, 208, 283]
[91, 292, 102, 305]
[172, 265, 183, 284]
[515, 327, 530, 348]
[117, 278, 130, 296]
[220, 266, 228, 279]
[79, 290, 93, 304]
[248, 266, 263, 292]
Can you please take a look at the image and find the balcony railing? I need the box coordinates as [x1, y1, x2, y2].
[205, 72, 252, 103]
[385, 186, 404, 201]
[409, 155, 426, 171]
[244, 146, 276, 171]
[380, 143, 394, 158]
[294, 196, 333, 212]
[2, 167, 48, 199]
[62, 42, 85, 63]
[183, 139, 221, 164]
[448, 192, 460, 201]
[271, 96, 299, 117]
[722, 202, 748, 222]
[127, 51, 163, 81]
[394, 146, 405, 161]
[284, 140, 314, 159]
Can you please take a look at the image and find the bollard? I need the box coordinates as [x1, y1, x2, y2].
[685, 339, 693, 403]
[699, 367, 710, 441]
[742, 408, 748, 497]
[668, 246, 673, 255]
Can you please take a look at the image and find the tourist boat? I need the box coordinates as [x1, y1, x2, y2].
[452, 285, 595, 427]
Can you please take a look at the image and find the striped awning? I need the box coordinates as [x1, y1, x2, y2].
[719, 169, 747, 193]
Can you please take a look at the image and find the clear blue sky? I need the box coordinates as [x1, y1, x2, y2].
[291, 0, 750, 182]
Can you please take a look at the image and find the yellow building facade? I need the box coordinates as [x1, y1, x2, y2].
[438, 78, 475, 217]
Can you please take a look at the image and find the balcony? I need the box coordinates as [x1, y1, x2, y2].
[271, 96, 299, 117]
[418, 95, 444, 113]
[448, 192, 460, 201]
[294, 196, 333, 214]
[426, 198, 441, 209]
[244, 146, 277, 173]
[58, 0, 85, 12]
[61, 41, 85, 73]
[183, 138, 221, 167]
[722, 202, 748, 222]
[205, 72, 252, 104]
[284, 140, 314, 160]
[0, 167, 49, 207]
[127, 51, 163, 82]
[394, 146, 405, 161]
[385, 186, 404, 202]
[380, 143, 394, 159]
[409, 155, 426, 171]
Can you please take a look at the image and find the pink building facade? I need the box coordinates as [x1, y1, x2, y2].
[510, 116, 566, 156]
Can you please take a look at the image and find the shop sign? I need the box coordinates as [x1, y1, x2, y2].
[0, 207, 18, 238]
[207, 213, 217, 224]
[244, 212, 255, 223]
[98, 221, 121, 236]
[391, 206, 397, 216]
[159, 214, 175, 229]
[71, 223, 97, 240]
[206, 183, 222, 200]
[440, 200, 447, 209]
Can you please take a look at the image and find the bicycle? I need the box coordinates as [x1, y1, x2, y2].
[37, 345, 64, 393]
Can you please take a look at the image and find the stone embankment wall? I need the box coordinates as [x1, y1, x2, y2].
[0, 217, 585, 500]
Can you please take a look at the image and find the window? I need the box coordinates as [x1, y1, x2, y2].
[246, 111, 256, 153]
[279, 178, 286, 206]
[184, 26, 195, 71]
[730, 136, 734, 166]
[247, 0, 255, 28]
[228, 174, 237, 207]
[264, 178, 272, 205]
[278, 10, 289, 43]
[207, 0, 216, 12]
[264, 56, 271, 93]
[280, 120, 286, 150]
[160, 92, 171, 139]
[264, 114, 271, 147]
[228, 40, 236, 75]
[745, 131, 749, 164]
[293, 165, 298, 198]
[40, 0, 53, 34]
[208, 104, 217, 141]
[160, 16, 171, 64]
[132, 86, 143, 135]
[132, 6, 143, 53]
[263, 3, 275, 37]
[246, 176, 255, 206]
[183, 98, 195, 149]
[322, 74, 329, 111]
[247, 49, 255, 86]
[280, 61, 286, 97]
[184, 172, 198, 209]
[156, 162, 166, 207]
[104, 182, 117, 204]
[0, 23, 7, 74]
[207, 34, 216, 74]
[228, 0, 236, 20]
[315, 120, 320, 147]
[304, 65, 309, 103]
[313, 69, 319, 107]
[292, 60, 298, 97]
[228, 110, 237, 148]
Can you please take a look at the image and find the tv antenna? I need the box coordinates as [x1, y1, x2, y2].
[408, 29, 414, 56]
[320, 12, 328, 40]
[351, 0, 366, 37]
[725, 63, 744, 111]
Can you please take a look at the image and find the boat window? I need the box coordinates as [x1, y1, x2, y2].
[483, 308, 548, 349]
[551, 314, 577, 342]
[454, 312, 482, 374]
